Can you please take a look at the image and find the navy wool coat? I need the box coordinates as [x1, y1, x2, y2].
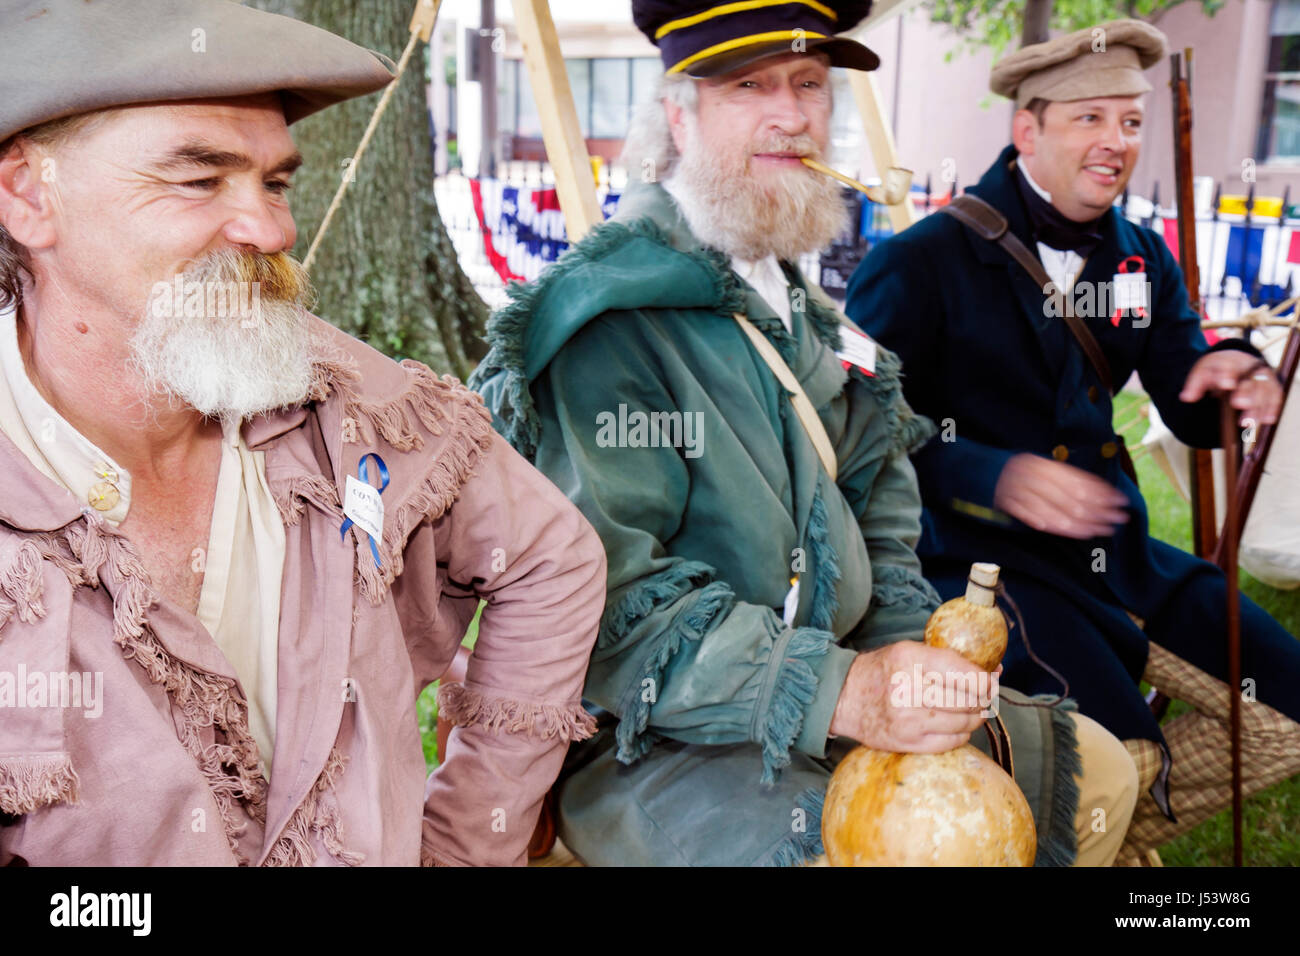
[846, 145, 1299, 781]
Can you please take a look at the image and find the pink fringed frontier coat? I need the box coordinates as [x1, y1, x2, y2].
[0, 316, 606, 866]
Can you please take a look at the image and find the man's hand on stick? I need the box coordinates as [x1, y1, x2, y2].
[1181, 350, 1283, 428]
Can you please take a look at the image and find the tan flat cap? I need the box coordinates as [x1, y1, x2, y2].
[990, 19, 1167, 109]
[0, 0, 396, 144]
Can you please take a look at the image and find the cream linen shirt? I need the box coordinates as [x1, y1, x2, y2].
[0, 306, 285, 776]
[731, 254, 793, 333]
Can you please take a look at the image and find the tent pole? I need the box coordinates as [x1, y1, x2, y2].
[848, 69, 917, 235]
[513, 0, 601, 242]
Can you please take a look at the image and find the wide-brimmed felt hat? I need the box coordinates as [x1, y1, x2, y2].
[633, 0, 880, 78]
[0, 0, 396, 144]
[990, 18, 1167, 109]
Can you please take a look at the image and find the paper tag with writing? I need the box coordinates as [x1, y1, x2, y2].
[1112, 271, 1148, 312]
[835, 324, 877, 376]
[343, 474, 384, 542]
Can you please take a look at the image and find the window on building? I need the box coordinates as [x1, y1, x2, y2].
[566, 58, 592, 138]
[592, 58, 632, 138]
[512, 59, 543, 138]
[504, 57, 661, 141]
[631, 57, 664, 112]
[1258, 0, 1300, 162]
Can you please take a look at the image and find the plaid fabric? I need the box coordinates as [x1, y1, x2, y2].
[1118, 640, 1300, 860]
[1124, 737, 1163, 794]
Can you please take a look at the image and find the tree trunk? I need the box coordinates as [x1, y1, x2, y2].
[250, 0, 488, 379]
[1021, 0, 1053, 47]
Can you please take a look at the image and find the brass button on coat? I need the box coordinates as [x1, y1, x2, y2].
[87, 481, 120, 511]
[1088, 386, 1100, 403]
[1051, 444, 1069, 461]
[1101, 441, 1119, 459]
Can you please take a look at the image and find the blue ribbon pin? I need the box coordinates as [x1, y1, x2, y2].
[340, 452, 389, 569]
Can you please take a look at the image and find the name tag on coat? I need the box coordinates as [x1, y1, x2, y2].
[1111, 255, 1149, 326]
[836, 324, 877, 376]
[344, 475, 385, 541]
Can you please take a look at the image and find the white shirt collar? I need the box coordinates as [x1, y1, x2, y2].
[1018, 159, 1054, 204]
[730, 255, 792, 331]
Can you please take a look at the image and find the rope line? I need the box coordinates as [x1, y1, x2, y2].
[303, 27, 424, 271]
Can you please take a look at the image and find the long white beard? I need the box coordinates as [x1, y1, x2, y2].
[129, 249, 317, 427]
[669, 117, 850, 262]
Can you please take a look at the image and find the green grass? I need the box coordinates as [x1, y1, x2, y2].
[1115, 390, 1300, 866]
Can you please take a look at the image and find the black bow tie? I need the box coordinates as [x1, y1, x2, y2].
[1013, 164, 1105, 257]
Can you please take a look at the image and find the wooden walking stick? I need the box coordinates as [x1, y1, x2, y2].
[1171, 49, 1244, 866]
[1219, 400, 1244, 868]
[1213, 325, 1300, 570]
[1170, 51, 1219, 561]
[1205, 304, 1300, 550]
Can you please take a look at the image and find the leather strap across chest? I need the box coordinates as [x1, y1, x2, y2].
[940, 194, 1116, 396]
[731, 312, 839, 481]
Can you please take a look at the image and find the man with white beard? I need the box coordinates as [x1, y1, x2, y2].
[472, 0, 1139, 866]
[131, 247, 319, 430]
[0, 0, 606, 867]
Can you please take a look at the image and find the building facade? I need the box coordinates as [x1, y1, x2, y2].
[435, 1, 1298, 206]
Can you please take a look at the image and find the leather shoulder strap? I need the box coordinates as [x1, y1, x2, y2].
[731, 313, 838, 481]
[940, 194, 1115, 395]
[941, 193, 1010, 241]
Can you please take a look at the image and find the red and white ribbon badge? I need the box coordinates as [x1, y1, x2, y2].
[1111, 255, 1147, 327]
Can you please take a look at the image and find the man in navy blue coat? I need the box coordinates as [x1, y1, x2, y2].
[846, 19, 1300, 862]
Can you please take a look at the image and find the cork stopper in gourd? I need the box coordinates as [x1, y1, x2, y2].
[923, 562, 1008, 672]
